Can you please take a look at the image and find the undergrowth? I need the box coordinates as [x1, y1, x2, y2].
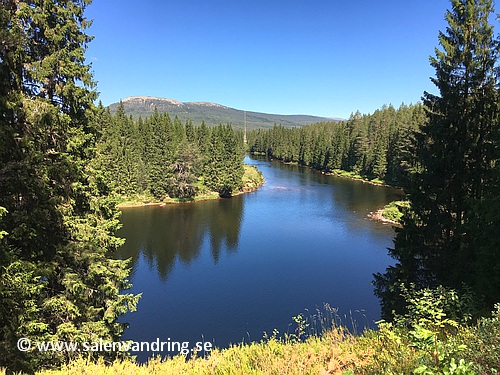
[3, 295, 499, 374]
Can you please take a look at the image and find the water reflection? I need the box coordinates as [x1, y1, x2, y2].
[116, 156, 401, 362]
[117, 197, 244, 281]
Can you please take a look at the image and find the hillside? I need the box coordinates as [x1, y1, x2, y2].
[108, 96, 341, 129]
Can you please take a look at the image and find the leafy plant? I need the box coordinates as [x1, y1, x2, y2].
[392, 284, 475, 374]
[381, 200, 410, 222]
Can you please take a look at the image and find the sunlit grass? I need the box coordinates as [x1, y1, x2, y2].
[3, 309, 500, 375]
[381, 200, 410, 223]
[240, 164, 264, 192]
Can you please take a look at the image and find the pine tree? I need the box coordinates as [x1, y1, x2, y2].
[167, 140, 201, 199]
[146, 110, 171, 199]
[375, 0, 500, 319]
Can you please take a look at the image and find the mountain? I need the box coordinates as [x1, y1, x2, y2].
[107, 96, 341, 129]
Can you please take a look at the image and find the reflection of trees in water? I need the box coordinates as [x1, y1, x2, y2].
[270, 158, 403, 216]
[115, 197, 244, 280]
[209, 198, 243, 262]
[331, 178, 402, 213]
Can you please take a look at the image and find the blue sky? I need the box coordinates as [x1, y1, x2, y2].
[86, 0, 455, 119]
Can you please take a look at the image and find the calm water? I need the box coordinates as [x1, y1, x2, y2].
[116, 156, 401, 361]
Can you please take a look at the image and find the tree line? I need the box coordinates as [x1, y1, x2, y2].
[93, 102, 244, 200]
[375, 0, 500, 320]
[1, 0, 499, 372]
[248, 103, 426, 186]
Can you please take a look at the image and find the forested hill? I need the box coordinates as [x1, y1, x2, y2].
[108, 96, 341, 129]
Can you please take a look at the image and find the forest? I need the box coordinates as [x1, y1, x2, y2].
[0, 1, 248, 372]
[248, 103, 426, 186]
[93, 102, 247, 201]
[1, 0, 499, 373]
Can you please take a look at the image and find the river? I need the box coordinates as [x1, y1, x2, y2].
[116, 156, 401, 361]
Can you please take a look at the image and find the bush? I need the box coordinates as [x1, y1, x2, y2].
[381, 200, 410, 223]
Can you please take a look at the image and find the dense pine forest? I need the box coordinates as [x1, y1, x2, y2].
[248, 103, 426, 186]
[0, 1, 247, 373]
[93, 102, 246, 200]
[1, 0, 500, 374]
[0, 1, 139, 372]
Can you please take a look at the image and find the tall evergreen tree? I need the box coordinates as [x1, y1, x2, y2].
[375, 0, 500, 318]
[204, 124, 244, 197]
[0, 1, 139, 371]
[167, 140, 200, 199]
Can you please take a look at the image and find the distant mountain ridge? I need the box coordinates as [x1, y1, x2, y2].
[108, 96, 341, 129]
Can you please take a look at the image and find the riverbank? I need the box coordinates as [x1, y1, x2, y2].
[11, 310, 499, 375]
[252, 154, 402, 189]
[117, 164, 264, 208]
[323, 169, 400, 189]
[367, 200, 409, 225]
[367, 208, 400, 225]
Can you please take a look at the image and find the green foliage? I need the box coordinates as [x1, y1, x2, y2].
[390, 285, 475, 374]
[414, 358, 474, 375]
[0, 207, 7, 240]
[94, 108, 247, 200]
[368, 284, 486, 375]
[203, 124, 245, 197]
[381, 201, 410, 223]
[0, 1, 139, 372]
[463, 303, 500, 373]
[6, 303, 500, 374]
[241, 164, 264, 191]
[375, 0, 500, 320]
[290, 314, 310, 342]
[167, 140, 200, 199]
[248, 103, 425, 185]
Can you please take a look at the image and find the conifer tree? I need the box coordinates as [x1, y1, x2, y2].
[375, 0, 500, 318]
[204, 124, 244, 197]
[146, 110, 171, 199]
[167, 140, 200, 198]
[0, 1, 139, 371]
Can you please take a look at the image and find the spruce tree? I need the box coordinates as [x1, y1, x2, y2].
[204, 124, 244, 197]
[375, 0, 500, 318]
[0, 1, 139, 371]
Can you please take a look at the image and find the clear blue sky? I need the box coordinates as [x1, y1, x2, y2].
[85, 0, 456, 119]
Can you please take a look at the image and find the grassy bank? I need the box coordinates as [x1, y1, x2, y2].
[326, 169, 391, 187]
[6, 307, 499, 375]
[117, 164, 264, 207]
[240, 164, 265, 192]
[369, 200, 410, 225]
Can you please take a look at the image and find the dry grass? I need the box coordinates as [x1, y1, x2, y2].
[3, 317, 499, 375]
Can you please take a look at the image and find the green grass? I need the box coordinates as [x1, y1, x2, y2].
[8, 310, 500, 375]
[369, 177, 385, 185]
[331, 169, 364, 180]
[115, 193, 159, 207]
[330, 169, 388, 186]
[240, 164, 264, 192]
[381, 200, 410, 223]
